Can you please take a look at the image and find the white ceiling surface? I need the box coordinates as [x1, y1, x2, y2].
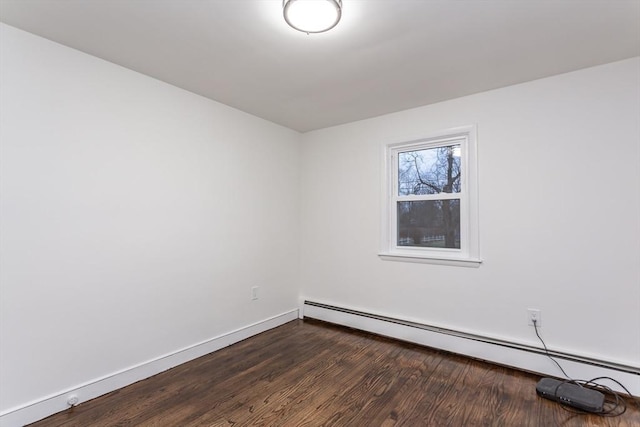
[1, 1, 639, 132]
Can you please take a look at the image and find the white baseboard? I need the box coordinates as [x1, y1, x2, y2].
[302, 300, 640, 396]
[0, 309, 298, 427]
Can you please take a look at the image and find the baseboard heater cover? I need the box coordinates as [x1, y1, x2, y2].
[303, 300, 640, 377]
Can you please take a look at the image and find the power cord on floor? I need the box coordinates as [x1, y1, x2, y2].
[532, 319, 639, 417]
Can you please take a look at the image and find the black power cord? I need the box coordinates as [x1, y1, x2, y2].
[532, 319, 639, 417]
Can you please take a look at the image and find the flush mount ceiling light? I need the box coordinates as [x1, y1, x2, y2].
[283, 0, 342, 34]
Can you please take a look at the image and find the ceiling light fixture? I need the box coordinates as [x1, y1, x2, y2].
[283, 0, 342, 34]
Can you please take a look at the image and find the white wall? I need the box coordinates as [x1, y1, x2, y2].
[300, 58, 640, 371]
[0, 23, 300, 416]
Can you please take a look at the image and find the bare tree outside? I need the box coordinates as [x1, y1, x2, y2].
[397, 145, 461, 248]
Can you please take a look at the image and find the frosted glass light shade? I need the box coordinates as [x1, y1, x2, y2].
[283, 0, 342, 34]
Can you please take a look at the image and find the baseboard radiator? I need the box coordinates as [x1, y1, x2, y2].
[302, 300, 640, 395]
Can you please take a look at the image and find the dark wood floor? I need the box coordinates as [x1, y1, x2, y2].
[29, 319, 639, 426]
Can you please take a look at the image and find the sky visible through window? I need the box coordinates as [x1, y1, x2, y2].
[398, 145, 461, 196]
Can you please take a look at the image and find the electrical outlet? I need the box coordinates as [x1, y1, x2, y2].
[251, 286, 259, 300]
[528, 308, 541, 327]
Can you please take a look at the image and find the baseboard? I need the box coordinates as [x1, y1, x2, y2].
[302, 300, 640, 396]
[0, 309, 298, 427]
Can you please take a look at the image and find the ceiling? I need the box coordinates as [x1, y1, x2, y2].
[1, 0, 639, 132]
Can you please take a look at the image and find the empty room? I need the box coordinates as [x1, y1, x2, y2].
[1, 0, 639, 426]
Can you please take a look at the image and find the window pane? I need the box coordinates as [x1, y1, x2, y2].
[398, 145, 461, 196]
[397, 200, 460, 248]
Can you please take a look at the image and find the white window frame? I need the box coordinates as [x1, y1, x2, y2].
[379, 125, 481, 267]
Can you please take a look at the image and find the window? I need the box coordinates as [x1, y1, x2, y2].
[380, 126, 480, 266]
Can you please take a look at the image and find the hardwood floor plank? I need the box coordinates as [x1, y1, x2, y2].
[28, 319, 640, 427]
[193, 327, 377, 426]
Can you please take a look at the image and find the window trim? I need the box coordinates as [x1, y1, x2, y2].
[379, 125, 481, 267]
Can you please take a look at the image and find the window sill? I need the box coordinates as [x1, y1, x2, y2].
[378, 252, 482, 268]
